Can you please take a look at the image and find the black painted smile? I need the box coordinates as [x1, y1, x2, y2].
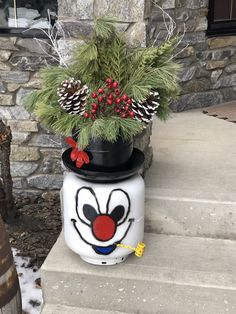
[71, 218, 134, 255]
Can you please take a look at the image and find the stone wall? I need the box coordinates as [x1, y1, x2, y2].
[148, 0, 236, 111]
[0, 36, 64, 194]
[0, 0, 152, 194]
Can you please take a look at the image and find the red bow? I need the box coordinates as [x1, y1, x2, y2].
[66, 137, 90, 168]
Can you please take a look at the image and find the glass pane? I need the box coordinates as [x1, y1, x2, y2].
[232, 0, 236, 19]
[214, 0, 231, 21]
[0, 0, 57, 28]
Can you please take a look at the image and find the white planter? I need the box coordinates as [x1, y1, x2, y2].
[62, 172, 145, 265]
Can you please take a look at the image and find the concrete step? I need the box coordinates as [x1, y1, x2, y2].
[144, 111, 236, 238]
[42, 304, 127, 314]
[41, 232, 236, 314]
[144, 187, 236, 239]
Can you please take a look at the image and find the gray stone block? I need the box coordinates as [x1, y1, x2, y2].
[176, 0, 207, 9]
[0, 82, 6, 93]
[27, 174, 63, 190]
[195, 16, 208, 31]
[59, 21, 93, 38]
[0, 94, 13, 106]
[196, 49, 235, 61]
[0, 61, 11, 71]
[182, 32, 206, 44]
[0, 37, 18, 51]
[0, 71, 30, 83]
[162, 0, 175, 9]
[13, 178, 26, 189]
[11, 132, 31, 145]
[7, 120, 38, 132]
[11, 162, 39, 177]
[178, 66, 196, 82]
[211, 70, 222, 84]
[39, 158, 63, 175]
[125, 22, 146, 48]
[0, 50, 12, 62]
[171, 90, 223, 111]
[225, 63, 236, 73]
[11, 146, 40, 162]
[94, 0, 146, 22]
[58, 0, 94, 19]
[214, 74, 236, 89]
[181, 78, 211, 94]
[0, 106, 30, 120]
[16, 88, 33, 107]
[16, 38, 51, 54]
[9, 55, 56, 71]
[30, 134, 63, 148]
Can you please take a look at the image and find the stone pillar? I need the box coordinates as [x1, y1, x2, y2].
[58, 0, 151, 48]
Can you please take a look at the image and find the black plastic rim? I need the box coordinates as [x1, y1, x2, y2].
[62, 148, 145, 183]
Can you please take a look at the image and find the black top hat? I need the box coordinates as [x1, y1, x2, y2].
[62, 146, 144, 183]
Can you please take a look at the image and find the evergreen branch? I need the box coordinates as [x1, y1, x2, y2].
[24, 18, 181, 150]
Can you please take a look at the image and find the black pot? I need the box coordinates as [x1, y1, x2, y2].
[84, 137, 133, 172]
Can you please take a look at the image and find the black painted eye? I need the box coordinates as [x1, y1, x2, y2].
[83, 204, 98, 222]
[76, 187, 100, 226]
[106, 189, 130, 226]
[110, 205, 125, 223]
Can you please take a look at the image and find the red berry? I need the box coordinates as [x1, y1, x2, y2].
[91, 92, 97, 99]
[108, 84, 113, 89]
[98, 96, 104, 103]
[115, 89, 121, 95]
[124, 105, 129, 111]
[84, 112, 89, 118]
[129, 111, 135, 118]
[115, 98, 121, 104]
[105, 78, 113, 84]
[127, 99, 132, 105]
[92, 103, 99, 109]
[108, 93, 114, 100]
[121, 113, 126, 118]
[91, 109, 97, 114]
[122, 94, 128, 101]
[115, 108, 121, 113]
[112, 82, 119, 88]
[98, 88, 104, 94]
[107, 99, 113, 105]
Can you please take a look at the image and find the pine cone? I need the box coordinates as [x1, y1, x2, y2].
[57, 78, 89, 115]
[132, 91, 160, 126]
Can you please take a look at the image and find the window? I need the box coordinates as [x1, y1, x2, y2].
[207, 0, 236, 36]
[0, 0, 57, 37]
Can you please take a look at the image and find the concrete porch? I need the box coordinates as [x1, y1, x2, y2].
[41, 109, 236, 314]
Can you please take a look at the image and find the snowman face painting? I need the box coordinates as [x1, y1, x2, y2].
[71, 187, 134, 255]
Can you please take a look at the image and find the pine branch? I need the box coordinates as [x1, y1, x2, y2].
[24, 17, 182, 147]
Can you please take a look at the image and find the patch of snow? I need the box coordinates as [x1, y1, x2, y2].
[8, 7, 40, 20]
[8, 18, 30, 28]
[30, 18, 50, 29]
[12, 248, 43, 314]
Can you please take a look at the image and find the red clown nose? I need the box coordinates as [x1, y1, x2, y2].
[92, 215, 116, 241]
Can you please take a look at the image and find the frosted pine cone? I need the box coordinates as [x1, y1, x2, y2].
[57, 78, 89, 115]
[131, 91, 160, 126]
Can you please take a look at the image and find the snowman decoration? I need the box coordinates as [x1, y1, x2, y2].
[63, 172, 145, 265]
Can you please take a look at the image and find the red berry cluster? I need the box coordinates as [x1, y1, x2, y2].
[83, 78, 135, 120]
